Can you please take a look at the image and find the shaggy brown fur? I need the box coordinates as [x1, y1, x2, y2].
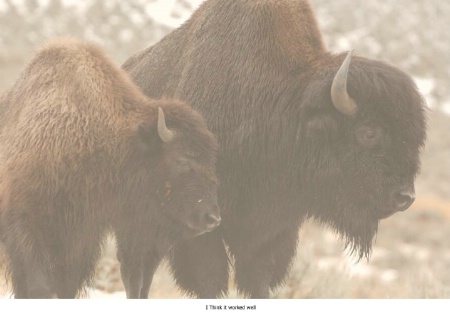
[0, 38, 219, 298]
[123, 0, 427, 298]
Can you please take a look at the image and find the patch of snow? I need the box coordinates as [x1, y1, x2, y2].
[129, 11, 146, 26]
[415, 247, 431, 262]
[0, 1, 8, 13]
[317, 257, 342, 270]
[380, 269, 399, 283]
[414, 77, 435, 95]
[442, 99, 450, 115]
[60, 0, 90, 15]
[323, 231, 337, 243]
[347, 262, 375, 279]
[144, 0, 182, 28]
[37, 0, 50, 9]
[119, 29, 134, 43]
[370, 247, 389, 262]
[144, 0, 205, 28]
[8, 0, 26, 15]
[190, 0, 206, 9]
[414, 76, 436, 109]
[85, 289, 126, 299]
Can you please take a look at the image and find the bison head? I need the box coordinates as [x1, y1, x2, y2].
[300, 51, 427, 259]
[137, 106, 220, 238]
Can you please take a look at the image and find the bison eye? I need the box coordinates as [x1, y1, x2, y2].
[185, 149, 199, 158]
[356, 125, 383, 148]
[175, 158, 192, 173]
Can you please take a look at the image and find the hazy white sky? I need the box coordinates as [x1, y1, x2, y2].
[144, 0, 205, 28]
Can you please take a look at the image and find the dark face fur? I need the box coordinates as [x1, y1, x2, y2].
[137, 106, 221, 238]
[156, 147, 220, 237]
[300, 54, 427, 259]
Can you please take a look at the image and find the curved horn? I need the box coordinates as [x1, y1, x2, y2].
[331, 50, 358, 117]
[157, 107, 175, 143]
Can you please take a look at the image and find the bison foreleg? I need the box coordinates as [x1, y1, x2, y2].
[23, 261, 55, 298]
[118, 254, 143, 299]
[139, 252, 161, 299]
[54, 232, 104, 299]
[7, 248, 55, 298]
[2, 210, 56, 298]
[117, 245, 160, 299]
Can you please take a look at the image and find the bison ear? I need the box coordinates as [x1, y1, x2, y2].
[137, 122, 163, 153]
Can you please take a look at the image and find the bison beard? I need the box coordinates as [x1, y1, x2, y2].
[123, 0, 427, 298]
[0, 38, 220, 298]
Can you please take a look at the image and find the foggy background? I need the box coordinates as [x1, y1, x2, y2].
[1, 0, 449, 298]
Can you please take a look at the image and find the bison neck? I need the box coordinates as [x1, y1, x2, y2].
[123, 0, 333, 231]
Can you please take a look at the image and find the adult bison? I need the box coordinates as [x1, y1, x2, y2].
[0, 38, 220, 299]
[123, 0, 427, 298]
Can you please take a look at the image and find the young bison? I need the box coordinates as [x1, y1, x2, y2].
[0, 38, 220, 299]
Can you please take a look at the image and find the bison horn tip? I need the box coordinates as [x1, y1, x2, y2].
[157, 107, 175, 143]
[331, 50, 358, 117]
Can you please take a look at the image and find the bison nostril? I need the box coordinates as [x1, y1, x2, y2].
[187, 206, 221, 232]
[394, 192, 415, 211]
[205, 212, 221, 228]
